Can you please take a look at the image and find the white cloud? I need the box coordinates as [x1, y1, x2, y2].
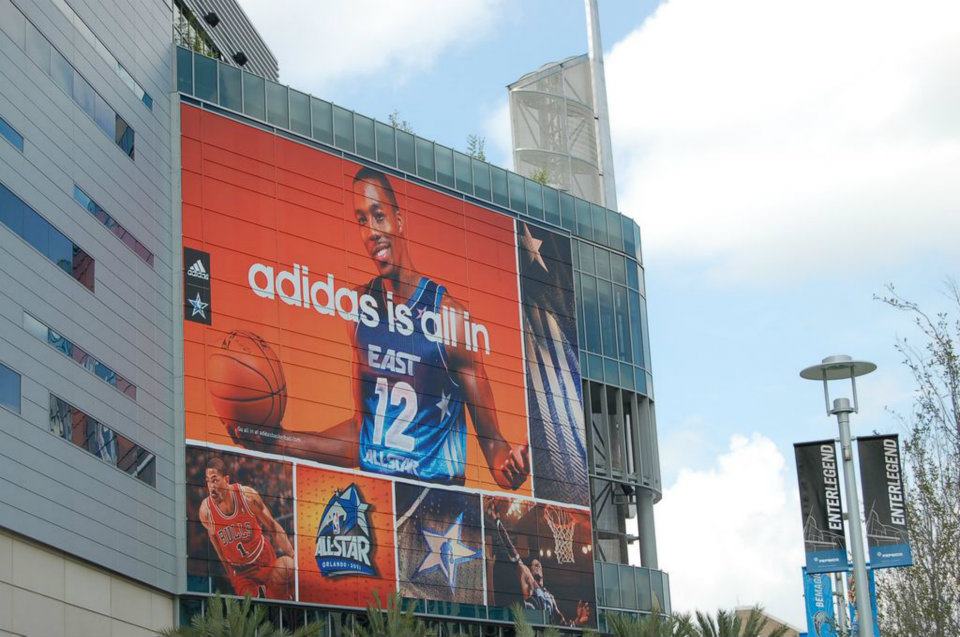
[239, 0, 504, 91]
[482, 98, 513, 170]
[656, 433, 805, 627]
[605, 0, 960, 283]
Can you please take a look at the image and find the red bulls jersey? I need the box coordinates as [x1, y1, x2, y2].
[207, 483, 265, 570]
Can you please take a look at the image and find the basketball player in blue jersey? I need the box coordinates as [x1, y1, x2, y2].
[231, 167, 528, 490]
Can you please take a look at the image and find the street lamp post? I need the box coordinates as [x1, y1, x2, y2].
[800, 354, 877, 637]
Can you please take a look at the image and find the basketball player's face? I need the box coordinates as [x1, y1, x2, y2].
[354, 181, 403, 278]
[530, 559, 544, 585]
[205, 468, 229, 503]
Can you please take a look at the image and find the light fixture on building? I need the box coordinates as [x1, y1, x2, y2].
[232, 51, 248, 67]
[203, 11, 220, 27]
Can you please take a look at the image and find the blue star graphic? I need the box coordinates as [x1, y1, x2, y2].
[415, 512, 481, 590]
[188, 293, 208, 318]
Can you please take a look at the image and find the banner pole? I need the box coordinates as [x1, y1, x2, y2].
[833, 398, 874, 637]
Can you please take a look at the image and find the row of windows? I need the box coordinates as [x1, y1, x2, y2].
[175, 46, 642, 262]
[73, 185, 154, 266]
[0, 0, 135, 158]
[0, 361, 20, 413]
[0, 114, 23, 152]
[0, 182, 95, 290]
[23, 312, 136, 399]
[49, 0, 153, 109]
[49, 395, 155, 486]
[595, 561, 670, 617]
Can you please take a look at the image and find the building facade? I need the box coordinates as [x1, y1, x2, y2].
[0, 2, 666, 634]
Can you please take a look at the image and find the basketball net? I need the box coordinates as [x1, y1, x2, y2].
[544, 507, 576, 565]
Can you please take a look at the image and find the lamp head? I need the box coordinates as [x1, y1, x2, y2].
[800, 354, 876, 415]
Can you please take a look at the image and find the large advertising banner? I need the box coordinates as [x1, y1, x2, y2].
[802, 568, 837, 637]
[795, 441, 850, 574]
[846, 569, 881, 637]
[180, 104, 593, 625]
[857, 434, 912, 568]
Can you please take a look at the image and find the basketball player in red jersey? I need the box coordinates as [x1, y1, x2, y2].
[198, 457, 294, 599]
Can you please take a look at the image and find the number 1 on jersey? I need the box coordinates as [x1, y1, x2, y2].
[372, 377, 417, 451]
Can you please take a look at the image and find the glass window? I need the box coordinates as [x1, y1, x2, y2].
[580, 274, 601, 354]
[415, 137, 435, 180]
[435, 145, 454, 188]
[605, 357, 620, 386]
[310, 97, 333, 144]
[507, 172, 525, 214]
[176, 47, 193, 94]
[524, 179, 543, 219]
[595, 247, 611, 280]
[375, 121, 396, 167]
[634, 223, 643, 263]
[22, 207, 52, 256]
[115, 116, 135, 159]
[73, 185, 153, 266]
[217, 64, 241, 111]
[0, 116, 24, 152]
[575, 198, 592, 241]
[333, 105, 354, 151]
[288, 90, 310, 136]
[354, 115, 375, 159]
[591, 204, 609, 246]
[93, 93, 114, 137]
[265, 81, 289, 128]
[598, 279, 617, 357]
[472, 160, 491, 201]
[453, 151, 472, 194]
[0, 0, 25, 48]
[560, 192, 576, 231]
[601, 562, 621, 608]
[47, 227, 74, 275]
[0, 362, 20, 413]
[614, 284, 633, 363]
[543, 186, 561, 226]
[242, 71, 265, 120]
[626, 260, 639, 291]
[610, 253, 627, 285]
[72, 71, 96, 119]
[629, 292, 645, 368]
[49, 395, 155, 486]
[0, 183, 25, 235]
[607, 208, 624, 251]
[620, 362, 635, 391]
[636, 567, 652, 611]
[578, 241, 595, 274]
[51, 48, 72, 94]
[573, 266, 585, 347]
[622, 215, 637, 260]
[25, 21, 50, 74]
[396, 130, 416, 173]
[193, 54, 218, 102]
[620, 564, 639, 609]
[491, 166, 509, 207]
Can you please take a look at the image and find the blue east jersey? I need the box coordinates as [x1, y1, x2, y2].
[356, 277, 467, 483]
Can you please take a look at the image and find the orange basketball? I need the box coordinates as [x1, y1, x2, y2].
[207, 331, 287, 429]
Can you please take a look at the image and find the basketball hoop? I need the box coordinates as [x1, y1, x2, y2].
[544, 506, 576, 565]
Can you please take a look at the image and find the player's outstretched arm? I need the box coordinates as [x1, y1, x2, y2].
[446, 297, 529, 490]
[243, 485, 294, 557]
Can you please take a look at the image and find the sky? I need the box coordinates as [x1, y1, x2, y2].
[239, 0, 960, 628]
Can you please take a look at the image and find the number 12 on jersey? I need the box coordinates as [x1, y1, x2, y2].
[371, 377, 417, 452]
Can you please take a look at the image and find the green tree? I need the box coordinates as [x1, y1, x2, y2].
[466, 134, 487, 162]
[692, 607, 788, 637]
[875, 284, 960, 637]
[388, 110, 414, 133]
[352, 592, 433, 637]
[606, 609, 696, 637]
[161, 595, 323, 637]
[530, 168, 551, 186]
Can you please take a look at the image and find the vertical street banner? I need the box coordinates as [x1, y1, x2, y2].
[802, 568, 837, 637]
[795, 441, 849, 573]
[846, 569, 881, 637]
[857, 434, 912, 568]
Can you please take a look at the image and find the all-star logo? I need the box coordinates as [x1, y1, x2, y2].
[315, 484, 376, 577]
[187, 258, 209, 280]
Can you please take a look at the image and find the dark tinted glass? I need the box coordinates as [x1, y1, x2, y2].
[115, 116, 135, 159]
[242, 72, 266, 120]
[193, 54, 218, 102]
[525, 180, 543, 219]
[607, 208, 623, 251]
[396, 130, 416, 173]
[416, 138, 435, 180]
[591, 204, 608, 246]
[453, 151, 472, 193]
[622, 215, 636, 259]
[0, 362, 19, 413]
[491, 166, 509, 207]
[333, 106, 354, 151]
[595, 247, 611, 280]
[22, 207, 51, 255]
[580, 273, 601, 353]
[0, 116, 23, 152]
[375, 122, 396, 167]
[610, 253, 627, 285]
[289, 90, 310, 136]
[310, 97, 333, 144]
[559, 192, 575, 231]
[614, 285, 633, 362]
[47, 228, 74, 274]
[218, 63, 242, 111]
[354, 115, 375, 159]
[507, 172, 525, 214]
[575, 198, 592, 240]
[265, 81, 289, 127]
[598, 279, 617, 356]
[472, 160, 491, 201]
[543, 187, 560, 226]
[176, 47, 193, 94]
[435, 146, 454, 188]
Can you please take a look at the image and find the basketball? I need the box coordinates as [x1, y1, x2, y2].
[208, 331, 287, 430]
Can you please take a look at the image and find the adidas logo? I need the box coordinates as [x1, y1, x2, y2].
[187, 259, 209, 280]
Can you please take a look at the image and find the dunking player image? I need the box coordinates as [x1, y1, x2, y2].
[232, 167, 528, 489]
[198, 457, 294, 599]
[488, 502, 591, 627]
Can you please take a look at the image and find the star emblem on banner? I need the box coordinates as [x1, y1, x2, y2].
[520, 222, 548, 273]
[415, 512, 481, 590]
[436, 391, 452, 420]
[188, 293, 208, 319]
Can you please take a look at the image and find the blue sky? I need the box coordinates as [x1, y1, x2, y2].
[241, 0, 960, 627]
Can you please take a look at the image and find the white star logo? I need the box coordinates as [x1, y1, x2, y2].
[415, 512, 481, 590]
[436, 391, 452, 420]
[415, 307, 425, 320]
[188, 293, 208, 318]
[520, 223, 548, 273]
